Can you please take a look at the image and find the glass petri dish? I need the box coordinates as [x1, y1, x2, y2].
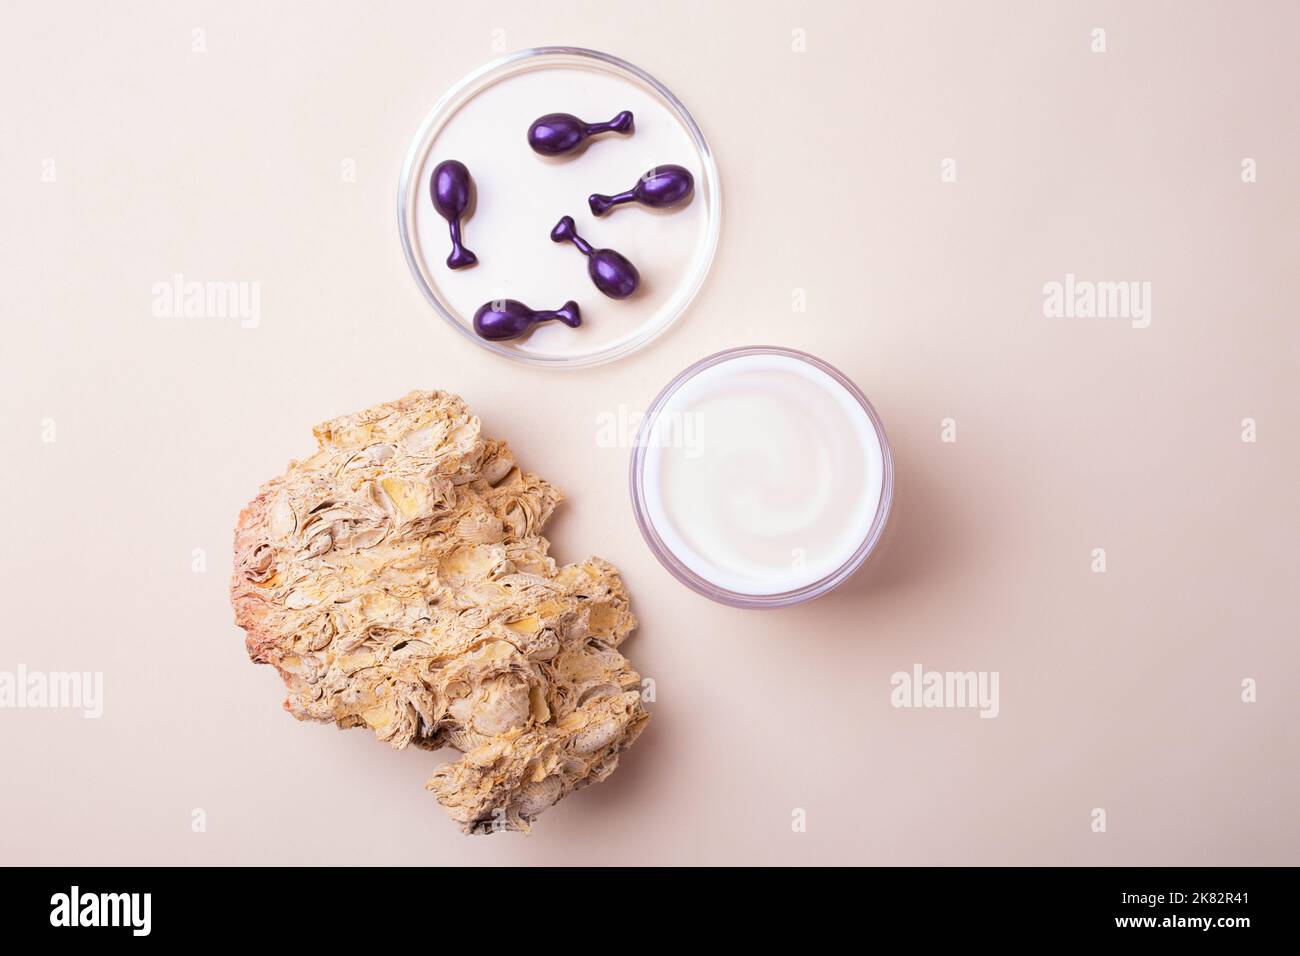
[630, 346, 894, 609]
[398, 47, 721, 368]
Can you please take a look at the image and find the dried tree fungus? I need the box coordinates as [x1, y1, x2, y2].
[231, 391, 648, 833]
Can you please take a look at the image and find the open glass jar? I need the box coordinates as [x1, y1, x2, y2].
[630, 346, 894, 608]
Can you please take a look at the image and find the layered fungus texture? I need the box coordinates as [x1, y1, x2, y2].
[231, 391, 648, 833]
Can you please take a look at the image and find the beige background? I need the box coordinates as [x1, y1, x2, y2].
[2, 1, 1297, 866]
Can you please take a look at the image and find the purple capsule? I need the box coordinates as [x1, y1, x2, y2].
[528, 110, 634, 156]
[589, 164, 695, 216]
[473, 299, 581, 341]
[550, 216, 640, 300]
[430, 159, 477, 270]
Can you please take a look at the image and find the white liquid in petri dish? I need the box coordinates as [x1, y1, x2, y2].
[639, 351, 887, 598]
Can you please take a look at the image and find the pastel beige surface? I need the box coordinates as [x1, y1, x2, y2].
[1, 0, 1297, 864]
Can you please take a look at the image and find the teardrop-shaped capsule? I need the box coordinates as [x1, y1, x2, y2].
[430, 160, 478, 269]
[589, 164, 694, 216]
[550, 216, 640, 299]
[527, 110, 634, 156]
[472, 299, 582, 341]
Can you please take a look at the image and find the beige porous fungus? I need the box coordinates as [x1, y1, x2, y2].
[231, 390, 648, 833]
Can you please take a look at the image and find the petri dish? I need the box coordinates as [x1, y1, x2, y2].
[398, 47, 720, 368]
[630, 346, 894, 608]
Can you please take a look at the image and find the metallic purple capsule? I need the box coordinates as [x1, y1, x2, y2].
[550, 216, 640, 299]
[430, 159, 477, 269]
[527, 110, 634, 156]
[473, 299, 581, 341]
[589, 164, 695, 216]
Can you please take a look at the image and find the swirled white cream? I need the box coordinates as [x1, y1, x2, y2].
[641, 353, 884, 595]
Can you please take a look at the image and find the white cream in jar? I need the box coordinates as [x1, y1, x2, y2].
[632, 347, 892, 607]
